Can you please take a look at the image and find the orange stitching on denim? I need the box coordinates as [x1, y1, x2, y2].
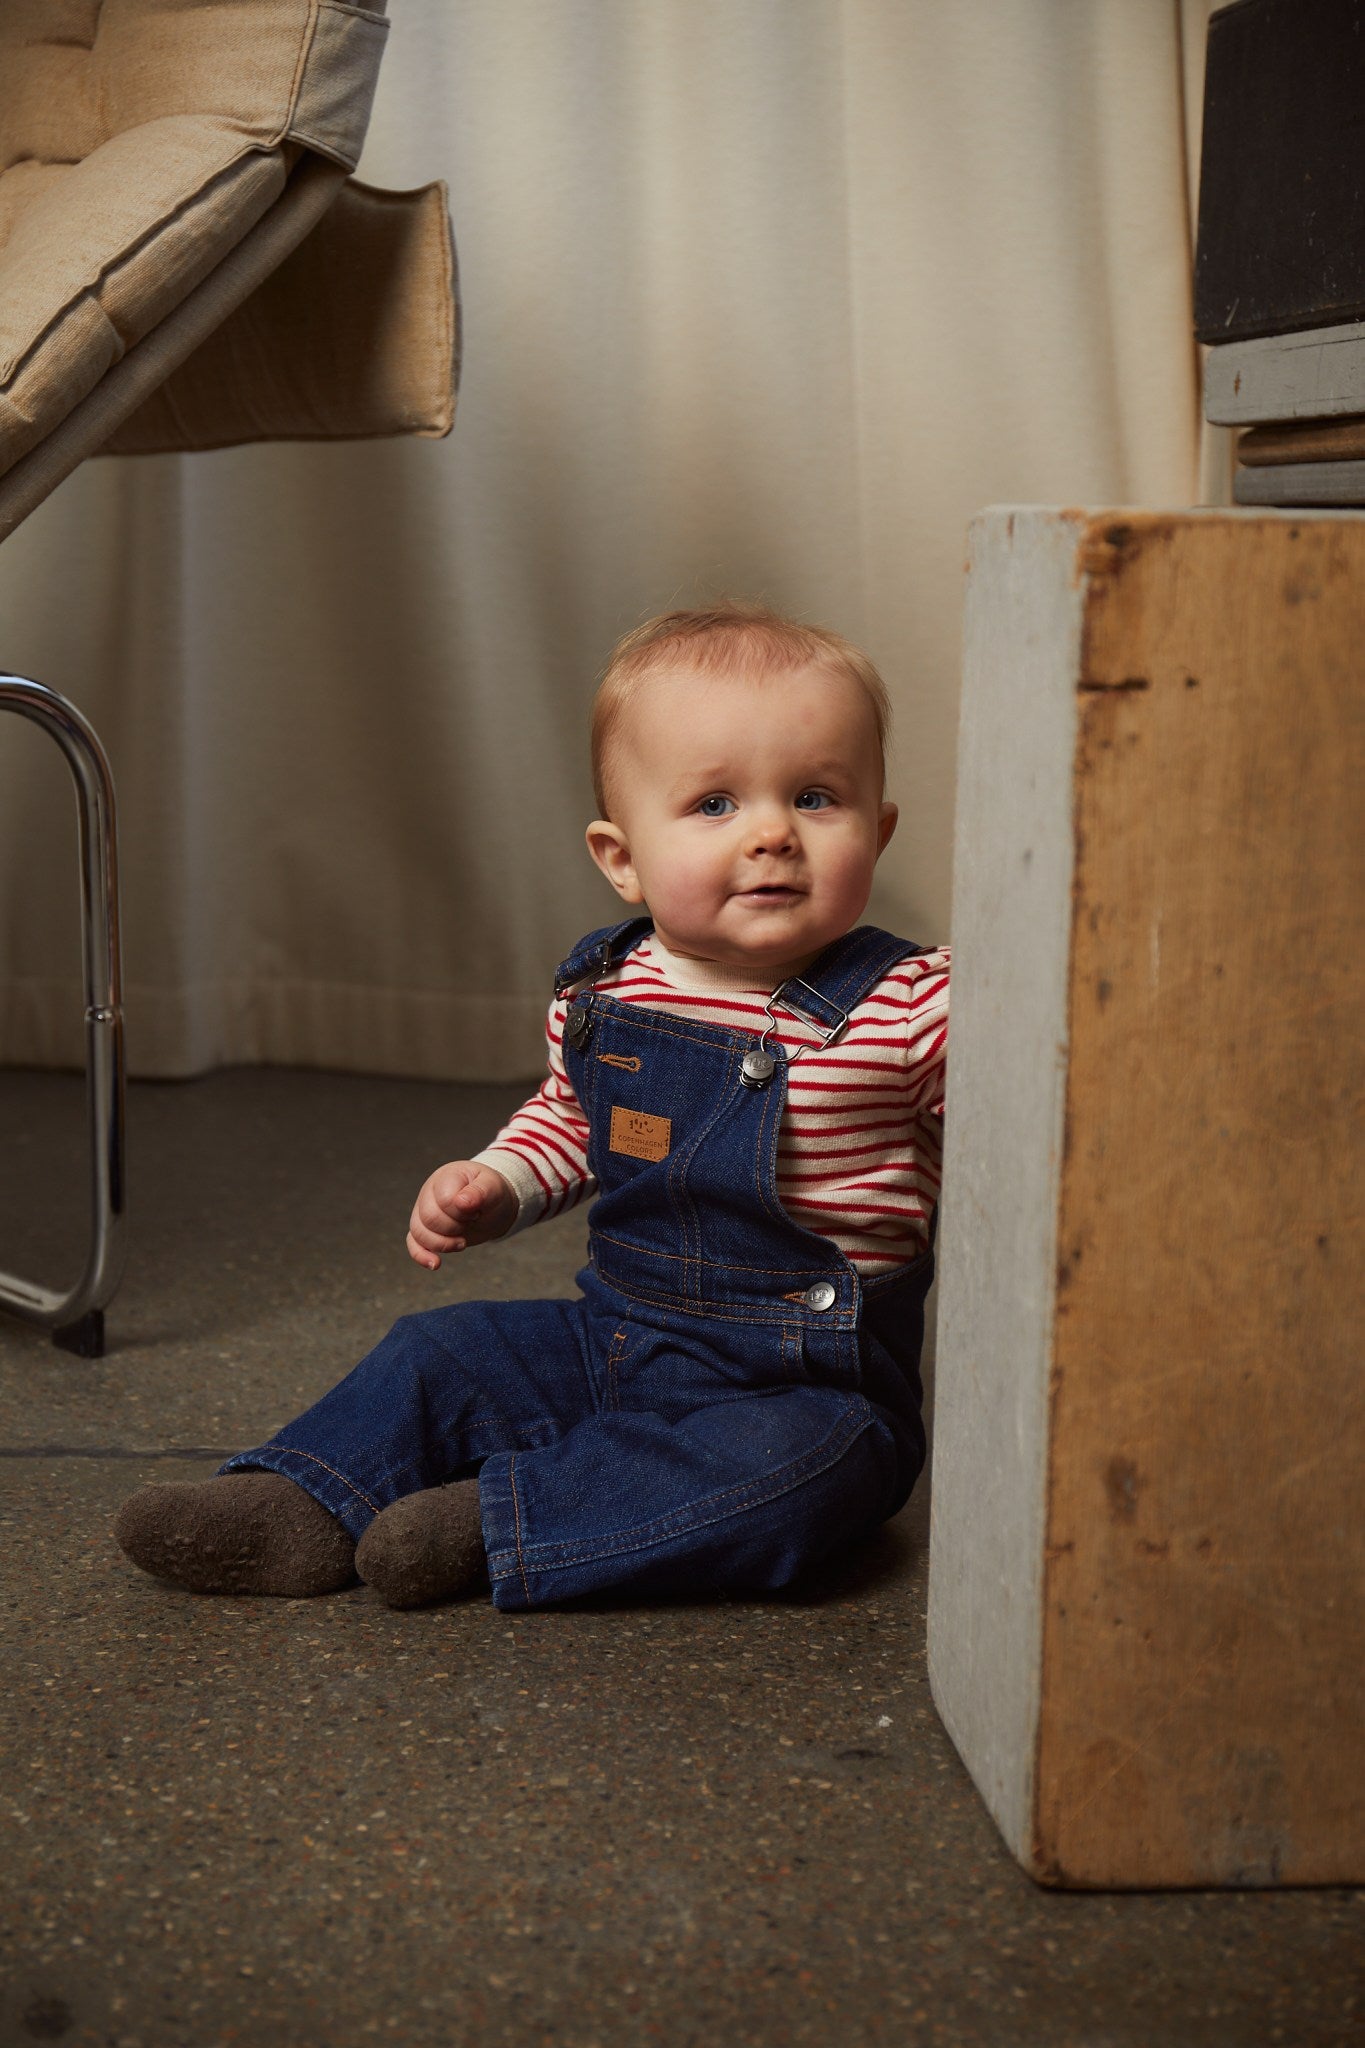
[597, 1052, 641, 1071]
[508, 1453, 532, 1605]
[276, 1447, 381, 1515]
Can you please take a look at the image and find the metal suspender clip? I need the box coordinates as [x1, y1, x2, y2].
[560, 944, 613, 1048]
[769, 977, 852, 1047]
[564, 999, 592, 1049]
[740, 979, 851, 1088]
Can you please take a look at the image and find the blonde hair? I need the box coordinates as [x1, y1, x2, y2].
[591, 602, 892, 817]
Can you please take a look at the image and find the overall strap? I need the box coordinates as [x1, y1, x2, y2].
[553, 916, 655, 997]
[769, 926, 926, 1043]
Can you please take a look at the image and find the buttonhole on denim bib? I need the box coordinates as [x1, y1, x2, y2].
[598, 1052, 641, 1071]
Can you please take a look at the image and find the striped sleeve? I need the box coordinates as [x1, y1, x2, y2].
[901, 948, 950, 1115]
[472, 995, 597, 1234]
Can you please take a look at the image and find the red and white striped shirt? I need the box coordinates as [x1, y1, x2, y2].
[474, 933, 950, 1274]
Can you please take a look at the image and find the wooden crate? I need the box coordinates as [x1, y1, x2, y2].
[928, 508, 1364, 1888]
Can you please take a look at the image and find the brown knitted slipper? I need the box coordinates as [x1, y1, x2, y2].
[114, 1471, 357, 1596]
[355, 1481, 487, 1610]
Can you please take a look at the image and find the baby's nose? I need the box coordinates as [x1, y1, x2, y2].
[748, 808, 797, 852]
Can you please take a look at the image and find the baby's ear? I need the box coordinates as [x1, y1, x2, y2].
[876, 801, 899, 856]
[585, 820, 645, 902]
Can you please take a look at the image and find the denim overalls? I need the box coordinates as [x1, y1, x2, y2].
[225, 919, 934, 1610]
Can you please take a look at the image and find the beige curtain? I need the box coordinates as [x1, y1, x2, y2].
[0, 0, 1207, 1082]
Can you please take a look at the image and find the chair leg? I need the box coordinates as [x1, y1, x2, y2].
[0, 675, 126, 1356]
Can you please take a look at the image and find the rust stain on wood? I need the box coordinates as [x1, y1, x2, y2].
[1103, 1457, 1142, 1523]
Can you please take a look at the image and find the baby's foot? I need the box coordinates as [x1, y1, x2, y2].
[114, 1471, 357, 1596]
[355, 1481, 486, 1609]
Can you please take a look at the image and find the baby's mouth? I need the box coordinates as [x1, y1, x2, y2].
[734, 882, 804, 904]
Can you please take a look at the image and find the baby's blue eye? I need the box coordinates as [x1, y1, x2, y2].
[795, 789, 833, 811]
[697, 794, 736, 817]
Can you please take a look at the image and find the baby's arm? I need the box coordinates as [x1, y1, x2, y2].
[407, 993, 596, 1269]
[902, 948, 951, 1114]
[407, 1160, 519, 1269]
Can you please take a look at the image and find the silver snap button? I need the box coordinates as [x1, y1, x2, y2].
[804, 1280, 837, 1312]
[741, 1049, 776, 1087]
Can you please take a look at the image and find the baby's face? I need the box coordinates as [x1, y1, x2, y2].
[587, 662, 897, 980]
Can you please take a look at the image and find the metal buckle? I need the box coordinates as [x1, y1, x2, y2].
[757, 979, 850, 1067]
[554, 940, 612, 1000]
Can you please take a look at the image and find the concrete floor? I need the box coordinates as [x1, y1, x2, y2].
[0, 1068, 1360, 2048]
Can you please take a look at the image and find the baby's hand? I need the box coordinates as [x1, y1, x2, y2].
[407, 1161, 518, 1269]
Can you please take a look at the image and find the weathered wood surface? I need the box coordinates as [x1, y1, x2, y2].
[1234, 459, 1365, 506]
[1204, 320, 1365, 425]
[1239, 416, 1365, 465]
[931, 508, 1365, 1889]
[927, 512, 1081, 1860]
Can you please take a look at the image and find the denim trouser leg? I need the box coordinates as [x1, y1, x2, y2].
[220, 1295, 601, 1543]
[220, 1283, 910, 1606]
[478, 1384, 903, 1611]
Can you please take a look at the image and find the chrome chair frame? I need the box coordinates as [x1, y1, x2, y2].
[0, 675, 125, 1355]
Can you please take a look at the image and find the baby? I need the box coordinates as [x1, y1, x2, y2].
[116, 604, 950, 1611]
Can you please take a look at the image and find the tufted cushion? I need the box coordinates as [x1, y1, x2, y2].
[0, 0, 451, 530]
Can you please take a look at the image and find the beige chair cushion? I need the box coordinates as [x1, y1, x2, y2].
[0, 154, 346, 540]
[0, 0, 392, 483]
[104, 178, 458, 455]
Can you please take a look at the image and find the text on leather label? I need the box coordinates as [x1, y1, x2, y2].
[609, 1105, 672, 1162]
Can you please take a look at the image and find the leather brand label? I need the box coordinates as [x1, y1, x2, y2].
[609, 1105, 672, 1163]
